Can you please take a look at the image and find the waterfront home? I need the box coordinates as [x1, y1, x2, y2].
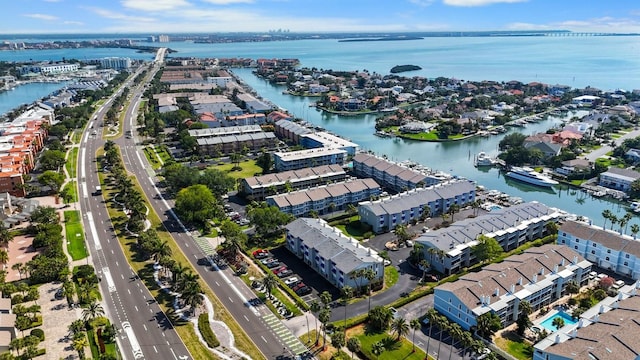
[558, 220, 640, 279]
[285, 218, 384, 291]
[434, 244, 590, 331]
[554, 159, 592, 178]
[417, 202, 562, 275]
[572, 95, 600, 107]
[523, 141, 562, 159]
[240, 164, 347, 201]
[358, 180, 476, 234]
[533, 288, 640, 360]
[624, 148, 640, 164]
[598, 167, 640, 193]
[266, 178, 380, 216]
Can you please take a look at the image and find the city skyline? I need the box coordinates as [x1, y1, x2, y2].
[2, 0, 640, 35]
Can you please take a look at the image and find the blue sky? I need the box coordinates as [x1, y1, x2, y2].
[2, 0, 640, 34]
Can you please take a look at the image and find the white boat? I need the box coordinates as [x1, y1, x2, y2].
[475, 152, 497, 167]
[505, 167, 559, 187]
[630, 202, 640, 213]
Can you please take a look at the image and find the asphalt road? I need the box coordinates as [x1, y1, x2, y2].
[114, 66, 306, 358]
[79, 61, 192, 360]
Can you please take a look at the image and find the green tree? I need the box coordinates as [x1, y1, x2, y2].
[73, 334, 88, 360]
[262, 273, 279, 299]
[476, 312, 501, 339]
[14, 316, 31, 337]
[255, 152, 273, 174]
[472, 235, 503, 264]
[391, 317, 410, 341]
[310, 300, 321, 345]
[410, 318, 421, 352]
[246, 203, 293, 237]
[347, 337, 361, 359]
[81, 301, 105, 325]
[39, 149, 66, 171]
[318, 308, 331, 350]
[368, 306, 393, 332]
[37, 170, 65, 194]
[200, 168, 236, 197]
[602, 209, 613, 229]
[331, 330, 346, 350]
[498, 132, 526, 150]
[175, 184, 219, 225]
[631, 224, 640, 239]
[341, 285, 353, 328]
[371, 341, 385, 359]
[552, 317, 565, 330]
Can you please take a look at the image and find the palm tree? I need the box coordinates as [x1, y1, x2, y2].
[419, 259, 430, 282]
[320, 290, 332, 309]
[448, 204, 460, 222]
[82, 301, 105, 325]
[519, 300, 532, 317]
[347, 337, 361, 359]
[448, 323, 463, 360]
[310, 300, 321, 344]
[425, 308, 438, 357]
[621, 212, 633, 233]
[391, 317, 410, 341]
[460, 332, 474, 357]
[436, 316, 448, 359]
[262, 273, 279, 299]
[0, 249, 8, 266]
[552, 317, 565, 330]
[9, 337, 23, 357]
[363, 268, 376, 312]
[318, 308, 331, 350]
[371, 341, 385, 359]
[410, 319, 421, 352]
[349, 268, 365, 291]
[151, 240, 172, 264]
[73, 334, 88, 360]
[566, 281, 580, 298]
[602, 209, 613, 229]
[11, 262, 22, 280]
[181, 282, 203, 311]
[69, 319, 86, 335]
[0, 223, 11, 248]
[632, 223, 640, 239]
[171, 262, 188, 284]
[609, 214, 619, 230]
[175, 271, 199, 294]
[341, 285, 353, 328]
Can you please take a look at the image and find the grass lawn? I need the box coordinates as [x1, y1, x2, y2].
[495, 332, 533, 360]
[97, 148, 263, 360]
[384, 266, 399, 289]
[400, 131, 439, 141]
[349, 324, 429, 360]
[570, 179, 588, 186]
[62, 181, 78, 203]
[209, 159, 262, 184]
[66, 147, 79, 178]
[334, 219, 371, 240]
[155, 145, 172, 163]
[143, 146, 163, 170]
[64, 210, 88, 261]
[596, 157, 626, 169]
[71, 131, 82, 144]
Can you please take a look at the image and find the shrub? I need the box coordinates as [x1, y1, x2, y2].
[11, 294, 24, 305]
[198, 314, 220, 348]
[30, 328, 45, 342]
[330, 350, 351, 360]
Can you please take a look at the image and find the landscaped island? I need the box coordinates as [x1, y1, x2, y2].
[390, 64, 422, 73]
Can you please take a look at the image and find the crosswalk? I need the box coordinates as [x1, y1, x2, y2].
[263, 313, 308, 355]
[193, 237, 216, 255]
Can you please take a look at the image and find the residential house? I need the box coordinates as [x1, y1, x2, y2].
[285, 218, 384, 290]
[554, 159, 592, 178]
[434, 244, 590, 331]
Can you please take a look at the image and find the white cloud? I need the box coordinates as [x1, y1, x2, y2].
[506, 16, 640, 33]
[63, 20, 84, 26]
[200, 0, 254, 4]
[408, 0, 435, 6]
[443, 0, 527, 6]
[23, 13, 59, 21]
[121, 0, 190, 11]
[84, 7, 156, 23]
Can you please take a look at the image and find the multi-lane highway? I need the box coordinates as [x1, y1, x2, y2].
[78, 61, 191, 360]
[112, 55, 309, 359]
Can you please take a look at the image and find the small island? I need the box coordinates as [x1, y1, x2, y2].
[390, 64, 422, 73]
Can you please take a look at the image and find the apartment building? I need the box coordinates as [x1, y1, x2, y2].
[558, 220, 640, 280]
[266, 178, 381, 217]
[285, 218, 384, 290]
[300, 132, 359, 156]
[241, 164, 347, 201]
[273, 147, 347, 172]
[417, 202, 562, 275]
[533, 287, 640, 360]
[195, 132, 277, 156]
[0, 298, 16, 352]
[598, 167, 640, 192]
[274, 119, 313, 144]
[434, 244, 591, 331]
[100, 57, 132, 70]
[358, 180, 477, 234]
[351, 153, 447, 192]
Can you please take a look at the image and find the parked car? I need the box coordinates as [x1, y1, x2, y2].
[390, 307, 399, 318]
[260, 258, 277, 265]
[277, 269, 293, 278]
[272, 266, 287, 274]
[253, 249, 271, 259]
[613, 279, 626, 289]
[284, 277, 300, 286]
[295, 286, 312, 295]
[265, 261, 281, 269]
[292, 283, 307, 292]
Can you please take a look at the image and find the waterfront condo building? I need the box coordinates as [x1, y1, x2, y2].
[273, 147, 347, 172]
[274, 120, 359, 155]
[434, 244, 591, 331]
[266, 178, 381, 217]
[351, 153, 447, 193]
[533, 286, 640, 360]
[598, 167, 640, 193]
[417, 202, 562, 275]
[240, 164, 347, 201]
[558, 220, 640, 280]
[358, 179, 477, 234]
[99, 57, 132, 70]
[285, 218, 384, 290]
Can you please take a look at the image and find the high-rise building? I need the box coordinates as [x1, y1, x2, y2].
[100, 57, 132, 70]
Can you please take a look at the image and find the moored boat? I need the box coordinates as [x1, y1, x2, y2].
[475, 152, 497, 167]
[505, 166, 558, 187]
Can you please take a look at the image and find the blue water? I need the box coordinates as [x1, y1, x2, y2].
[0, 82, 69, 115]
[540, 311, 577, 332]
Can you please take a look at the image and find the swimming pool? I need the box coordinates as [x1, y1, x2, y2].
[540, 311, 577, 332]
[489, 205, 502, 211]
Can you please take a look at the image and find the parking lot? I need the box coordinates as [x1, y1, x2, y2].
[255, 247, 341, 305]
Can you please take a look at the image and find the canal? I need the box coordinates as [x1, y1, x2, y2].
[232, 68, 634, 229]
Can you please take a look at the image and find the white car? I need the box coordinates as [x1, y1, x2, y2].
[284, 277, 300, 286]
